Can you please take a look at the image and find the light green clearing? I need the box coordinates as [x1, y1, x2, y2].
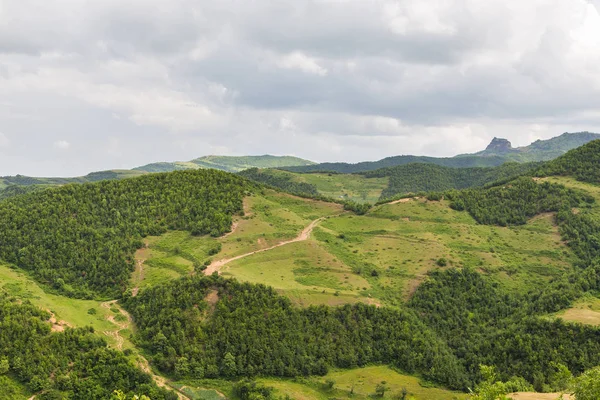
[315, 198, 574, 305]
[259, 365, 467, 400]
[291, 172, 388, 204]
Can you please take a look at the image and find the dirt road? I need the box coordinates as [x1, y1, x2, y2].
[204, 217, 325, 275]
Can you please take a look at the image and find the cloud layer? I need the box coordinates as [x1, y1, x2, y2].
[1, 0, 599, 175]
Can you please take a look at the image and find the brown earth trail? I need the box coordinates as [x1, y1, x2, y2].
[204, 217, 326, 275]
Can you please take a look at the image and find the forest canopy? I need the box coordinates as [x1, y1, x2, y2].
[0, 170, 250, 298]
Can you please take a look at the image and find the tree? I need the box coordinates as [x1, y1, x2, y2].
[375, 381, 388, 397]
[571, 366, 600, 400]
[0, 357, 9, 375]
[222, 352, 237, 377]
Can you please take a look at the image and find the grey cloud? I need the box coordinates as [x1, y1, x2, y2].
[0, 0, 599, 176]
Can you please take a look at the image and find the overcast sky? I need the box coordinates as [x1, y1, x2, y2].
[1, 0, 600, 176]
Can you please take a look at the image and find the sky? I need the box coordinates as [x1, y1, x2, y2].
[1, 0, 600, 176]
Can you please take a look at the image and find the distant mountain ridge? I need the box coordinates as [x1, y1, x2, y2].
[0, 155, 315, 194]
[283, 132, 600, 173]
[134, 155, 316, 173]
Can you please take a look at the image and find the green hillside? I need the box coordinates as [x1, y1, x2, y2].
[364, 162, 541, 201]
[4, 139, 600, 399]
[0, 169, 250, 298]
[238, 168, 388, 203]
[283, 132, 600, 174]
[135, 154, 315, 173]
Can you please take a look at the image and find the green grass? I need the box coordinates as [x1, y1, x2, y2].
[259, 366, 467, 400]
[290, 172, 388, 203]
[138, 191, 576, 308]
[315, 198, 575, 305]
[222, 239, 375, 306]
[136, 191, 343, 293]
[0, 264, 130, 349]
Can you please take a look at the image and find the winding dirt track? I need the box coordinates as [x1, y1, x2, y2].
[204, 217, 326, 275]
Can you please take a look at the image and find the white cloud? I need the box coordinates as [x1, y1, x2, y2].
[54, 140, 70, 150]
[0, 0, 599, 176]
[276, 52, 328, 76]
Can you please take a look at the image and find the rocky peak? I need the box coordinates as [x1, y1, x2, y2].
[485, 137, 513, 153]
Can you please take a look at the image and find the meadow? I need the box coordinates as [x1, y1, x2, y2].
[175, 366, 468, 400]
[289, 172, 389, 203]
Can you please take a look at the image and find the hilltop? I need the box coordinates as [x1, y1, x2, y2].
[282, 132, 600, 173]
[134, 154, 315, 173]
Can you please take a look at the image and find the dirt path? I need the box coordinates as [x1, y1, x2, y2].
[45, 309, 72, 332]
[101, 300, 133, 351]
[138, 356, 192, 400]
[389, 197, 420, 205]
[131, 257, 145, 297]
[205, 217, 326, 275]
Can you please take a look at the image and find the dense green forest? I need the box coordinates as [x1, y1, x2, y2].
[123, 275, 470, 390]
[447, 178, 593, 226]
[0, 170, 250, 298]
[0, 292, 176, 399]
[535, 139, 600, 184]
[363, 162, 540, 201]
[409, 267, 600, 393]
[0, 184, 44, 200]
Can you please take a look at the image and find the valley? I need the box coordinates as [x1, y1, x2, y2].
[2, 138, 600, 399]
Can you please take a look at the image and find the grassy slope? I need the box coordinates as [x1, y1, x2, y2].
[313, 198, 574, 305]
[175, 366, 467, 400]
[239, 168, 388, 203]
[134, 190, 345, 299]
[290, 172, 388, 203]
[140, 190, 574, 308]
[260, 366, 467, 400]
[0, 264, 131, 349]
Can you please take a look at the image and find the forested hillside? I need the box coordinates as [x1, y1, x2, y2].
[535, 139, 600, 183]
[0, 293, 176, 399]
[448, 178, 593, 226]
[123, 275, 470, 390]
[0, 170, 250, 298]
[364, 162, 540, 201]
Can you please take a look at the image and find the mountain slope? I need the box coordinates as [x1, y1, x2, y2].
[283, 132, 600, 174]
[135, 154, 315, 173]
[534, 139, 600, 183]
[0, 169, 250, 298]
[365, 162, 541, 201]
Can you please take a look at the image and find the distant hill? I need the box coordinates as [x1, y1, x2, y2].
[283, 132, 600, 174]
[364, 162, 542, 201]
[134, 155, 315, 173]
[0, 156, 314, 199]
[534, 139, 600, 183]
[0, 169, 146, 189]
